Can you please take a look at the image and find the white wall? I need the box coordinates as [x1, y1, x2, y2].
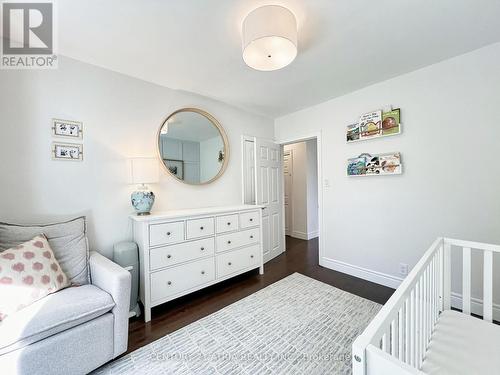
[0, 56, 273, 258]
[275, 43, 500, 305]
[284, 140, 318, 240]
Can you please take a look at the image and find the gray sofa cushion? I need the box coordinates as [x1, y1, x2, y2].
[0, 284, 115, 354]
[0, 217, 89, 285]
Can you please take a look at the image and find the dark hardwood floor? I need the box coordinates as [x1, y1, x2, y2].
[127, 236, 394, 354]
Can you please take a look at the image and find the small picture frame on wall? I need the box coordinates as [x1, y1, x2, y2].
[52, 142, 83, 161]
[52, 119, 83, 140]
[165, 159, 184, 179]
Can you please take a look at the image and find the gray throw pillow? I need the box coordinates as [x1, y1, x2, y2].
[0, 217, 89, 285]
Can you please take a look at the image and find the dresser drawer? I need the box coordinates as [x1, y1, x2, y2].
[186, 217, 215, 240]
[150, 258, 215, 302]
[216, 214, 239, 234]
[216, 245, 260, 278]
[216, 227, 260, 253]
[150, 221, 185, 247]
[239, 210, 260, 229]
[149, 238, 215, 270]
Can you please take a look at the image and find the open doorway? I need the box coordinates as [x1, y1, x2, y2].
[283, 140, 319, 241]
[242, 134, 322, 265]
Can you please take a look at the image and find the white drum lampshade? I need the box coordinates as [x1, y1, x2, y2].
[128, 158, 159, 186]
[242, 5, 297, 71]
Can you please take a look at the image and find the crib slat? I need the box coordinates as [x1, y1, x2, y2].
[433, 256, 438, 326]
[483, 250, 493, 322]
[430, 258, 435, 338]
[436, 250, 441, 320]
[462, 247, 472, 315]
[398, 307, 404, 361]
[405, 298, 410, 364]
[415, 280, 421, 368]
[410, 289, 415, 367]
[430, 261, 434, 337]
[382, 324, 390, 353]
[438, 244, 444, 312]
[426, 268, 430, 334]
[443, 242, 451, 310]
[432, 255, 436, 325]
[423, 269, 428, 353]
[426, 265, 430, 344]
[391, 319, 397, 357]
[419, 277, 424, 368]
[429, 258, 434, 334]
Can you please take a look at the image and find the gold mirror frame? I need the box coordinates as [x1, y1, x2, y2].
[157, 108, 230, 185]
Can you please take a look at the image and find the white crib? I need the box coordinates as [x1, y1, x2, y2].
[352, 237, 500, 375]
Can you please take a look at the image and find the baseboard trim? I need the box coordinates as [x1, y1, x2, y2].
[308, 230, 319, 239]
[291, 230, 319, 240]
[451, 292, 500, 321]
[321, 257, 403, 289]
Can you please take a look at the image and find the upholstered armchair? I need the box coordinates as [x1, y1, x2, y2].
[0, 218, 131, 375]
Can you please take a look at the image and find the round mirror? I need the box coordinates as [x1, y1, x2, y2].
[157, 108, 229, 185]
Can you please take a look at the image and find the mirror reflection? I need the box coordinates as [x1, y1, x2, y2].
[158, 109, 228, 184]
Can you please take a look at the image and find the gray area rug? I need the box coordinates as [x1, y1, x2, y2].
[94, 273, 381, 374]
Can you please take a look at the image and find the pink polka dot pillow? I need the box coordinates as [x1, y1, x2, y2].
[0, 234, 70, 321]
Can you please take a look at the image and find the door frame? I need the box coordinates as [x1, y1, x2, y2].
[283, 148, 293, 236]
[241, 135, 256, 205]
[276, 131, 324, 265]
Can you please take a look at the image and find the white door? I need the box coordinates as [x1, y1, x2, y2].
[283, 150, 292, 236]
[255, 138, 284, 262]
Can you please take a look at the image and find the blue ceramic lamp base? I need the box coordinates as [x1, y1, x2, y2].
[131, 184, 155, 216]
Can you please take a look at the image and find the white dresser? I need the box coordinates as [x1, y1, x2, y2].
[131, 205, 264, 322]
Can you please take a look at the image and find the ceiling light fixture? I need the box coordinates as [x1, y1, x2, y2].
[242, 5, 297, 71]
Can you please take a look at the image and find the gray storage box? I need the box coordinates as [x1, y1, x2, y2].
[113, 241, 141, 318]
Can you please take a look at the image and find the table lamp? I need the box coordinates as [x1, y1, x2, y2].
[128, 157, 159, 215]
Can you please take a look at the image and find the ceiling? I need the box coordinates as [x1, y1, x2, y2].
[56, 0, 500, 118]
[161, 111, 222, 143]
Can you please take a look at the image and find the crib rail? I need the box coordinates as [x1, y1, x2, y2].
[352, 237, 500, 375]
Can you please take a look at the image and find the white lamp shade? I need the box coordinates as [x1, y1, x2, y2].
[242, 5, 297, 71]
[128, 158, 159, 184]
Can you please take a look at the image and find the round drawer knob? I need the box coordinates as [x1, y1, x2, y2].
[250, 235, 254, 239]
[227, 222, 231, 226]
[166, 232, 171, 236]
[250, 218, 253, 222]
[201, 247, 205, 251]
[167, 281, 172, 285]
[227, 240, 231, 244]
[251, 255, 254, 258]
[228, 262, 232, 266]
[201, 270, 205, 275]
[167, 254, 172, 259]
[200, 226, 204, 230]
